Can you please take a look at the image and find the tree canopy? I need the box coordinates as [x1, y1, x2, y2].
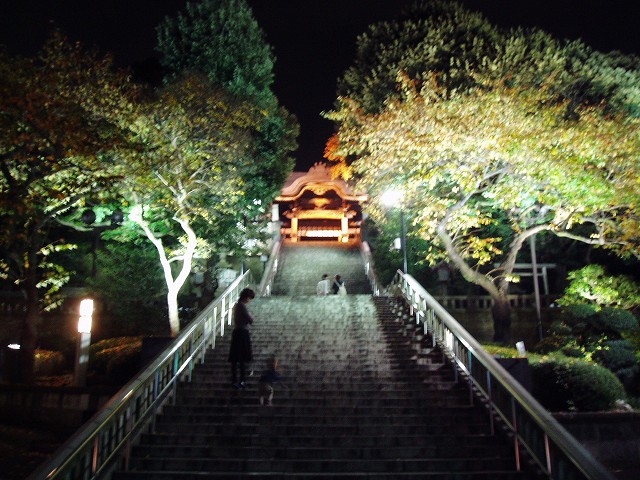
[339, 0, 640, 118]
[156, 0, 298, 246]
[115, 73, 261, 336]
[0, 32, 138, 381]
[156, 0, 275, 106]
[328, 1, 640, 342]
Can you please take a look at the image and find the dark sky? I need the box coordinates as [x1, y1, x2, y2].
[1, 1, 638, 171]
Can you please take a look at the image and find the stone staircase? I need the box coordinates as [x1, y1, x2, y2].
[112, 288, 541, 479]
[271, 242, 372, 295]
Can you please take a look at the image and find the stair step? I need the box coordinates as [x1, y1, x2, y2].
[110, 251, 541, 479]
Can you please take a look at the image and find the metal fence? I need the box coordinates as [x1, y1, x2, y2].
[391, 270, 616, 480]
[27, 272, 253, 480]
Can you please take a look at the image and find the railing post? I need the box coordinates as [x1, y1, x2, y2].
[188, 336, 194, 382]
[467, 351, 474, 405]
[172, 350, 179, 405]
[91, 436, 99, 476]
[512, 397, 521, 471]
[213, 307, 218, 346]
[487, 371, 495, 435]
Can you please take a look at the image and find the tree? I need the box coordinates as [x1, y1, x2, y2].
[157, 0, 275, 104]
[329, 1, 640, 342]
[0, 33, 138, 382]
[338, 0, 501, 113]
[327, 74, 639, 342]
[118, 74, 260, 336]
[156, 0, 298, 217]
[339, 1, 640, 117]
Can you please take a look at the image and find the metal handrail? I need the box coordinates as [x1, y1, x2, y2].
[28, 272, 253, 480]
[391, 270, 616, 480]
[359, 241, 381, 295]
[258, 238, 282, 296]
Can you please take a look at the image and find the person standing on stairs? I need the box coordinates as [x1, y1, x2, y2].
[228, 287, 256, 389]
[316, 273, 330, 296]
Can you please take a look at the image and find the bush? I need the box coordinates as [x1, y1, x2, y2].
[34, 350, 65, 376]
[595, 308, 639, 334]
[531, 359, 626, 411]
[593, 339, 639, 388]
[558, 264, 640, 310]
[90, 337, 143, 384]
[533, 334, 570, 354]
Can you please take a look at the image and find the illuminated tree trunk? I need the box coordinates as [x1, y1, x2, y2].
[133, 214, 197, 337]
[437, 217, 514, 343]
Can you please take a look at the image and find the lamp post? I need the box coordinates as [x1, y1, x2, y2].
[381, 189, 408, 274]
[74, 298, 94, 387]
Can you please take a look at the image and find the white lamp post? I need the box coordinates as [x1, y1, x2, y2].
[74, 298, 94, 387]
[381, 189, 408, 274]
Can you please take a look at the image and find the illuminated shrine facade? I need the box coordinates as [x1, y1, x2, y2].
[274, 162, 368, 243]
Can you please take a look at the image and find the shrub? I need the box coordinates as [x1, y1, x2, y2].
[564, 304, 598, 320]
[533, 335, 570, 354]
[549, 321, 572, 336]
[593, 339, 639, 388]
[34, 349, 65, 376]
[90, 337, 143, 384]
[558, 264, 640, 310]
[595, 308, 639, 334]
[531, 359, 626, 411]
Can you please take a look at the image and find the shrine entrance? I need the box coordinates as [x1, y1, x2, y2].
[274, 163, 368, 243]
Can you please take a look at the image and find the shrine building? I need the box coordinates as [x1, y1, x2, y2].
[274, 162, 368, 243]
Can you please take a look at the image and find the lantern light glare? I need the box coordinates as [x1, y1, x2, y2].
[79, 299, 94, 317]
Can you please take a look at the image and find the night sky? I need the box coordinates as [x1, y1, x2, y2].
[1, 0, 638, 170]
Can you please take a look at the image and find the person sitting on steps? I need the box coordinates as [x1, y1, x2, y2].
[316, 273, 330, 296]
[332, 274, 347, 295]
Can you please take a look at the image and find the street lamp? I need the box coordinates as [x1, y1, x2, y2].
[381, 189, 408, 274]
[74, 298, 94, 387]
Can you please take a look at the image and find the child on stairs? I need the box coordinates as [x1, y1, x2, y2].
[258, 356, 282, 406]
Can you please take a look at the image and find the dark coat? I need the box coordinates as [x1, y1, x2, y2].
[228, 301, 253, 363]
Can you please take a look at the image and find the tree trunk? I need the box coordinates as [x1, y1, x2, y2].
[167, 288, 180, 337]
[19, 253, 39, 384]
[491, 293, 512, 344]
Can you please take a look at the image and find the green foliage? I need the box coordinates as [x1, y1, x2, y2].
[339, 1, 640, 118]
[0, 31, 138, 312]
[34, 350, 66, 376]
[596, 308, 639, 334]
[155, 0, 297, 216]
[339, 0, 500, 113]
[593, 339, 639, 388]
[328, 3, 640, 342]
[119, 73, 273, 335]
[88, 242, 166, 333]
[531, 359, 626, 411]
[90, 337, 143, 384]
[157, 0, 275, 105]
[0, 32, 139, 381]
[562, 305, 639, 336]
[534, 334, 570, 354]
[535, 303, 640, 393]
[558, 264, 640, 310]
[151, 0, 299, 334]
